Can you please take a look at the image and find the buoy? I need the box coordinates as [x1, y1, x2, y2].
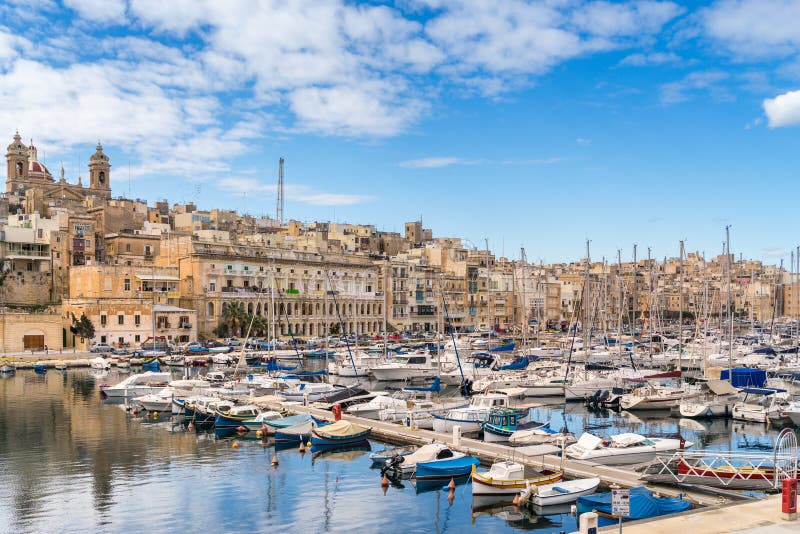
[271, 454, 279, 466]
[232, 442, 240, 449]
[256, 430, 263, 438]
[448, 478, 456, 490]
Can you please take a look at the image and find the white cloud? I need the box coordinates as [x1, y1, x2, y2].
[217, 177, 371, 206]
[399, 157, 468, 168]
[64, 0, 126, 23]
[619, 51, 681, 66]
[763, 89, 800, 127]
[702, 0, 800, 58]
[660, 71, 731, 104]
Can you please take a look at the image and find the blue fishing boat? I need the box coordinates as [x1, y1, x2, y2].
[310, 420, 371, 447]
[415, 455, 480, 480]
[577, 486, 691, 526]
[482, 408, 546, 443]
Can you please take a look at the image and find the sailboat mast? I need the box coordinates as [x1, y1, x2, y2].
[726, 226, 733, 379]
[679, 240, 684, 378]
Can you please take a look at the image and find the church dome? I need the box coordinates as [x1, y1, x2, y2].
[27, 144, 53, 181]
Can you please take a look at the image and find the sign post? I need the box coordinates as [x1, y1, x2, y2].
[611, 488, 630, 534]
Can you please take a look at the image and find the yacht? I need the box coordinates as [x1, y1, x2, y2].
[370, 352, 437, 381]
[565, 432, 693, 465]
[100, 372, 171, 398]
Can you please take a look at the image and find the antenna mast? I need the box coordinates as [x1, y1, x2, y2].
[277, 157, 284, 224]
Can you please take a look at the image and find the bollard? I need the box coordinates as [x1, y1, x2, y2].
[452, 425, 461, 447]
[783, 477, 798, 521]
[578, 512, 598, 534]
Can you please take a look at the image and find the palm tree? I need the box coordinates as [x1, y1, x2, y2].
[222, 302, 246, 336]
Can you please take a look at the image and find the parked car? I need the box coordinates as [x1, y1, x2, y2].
[89, 343, 114, 353]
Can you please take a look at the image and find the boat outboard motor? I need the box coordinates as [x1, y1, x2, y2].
[381, 454, 405, 475]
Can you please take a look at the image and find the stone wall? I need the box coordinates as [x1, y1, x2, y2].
[0, 307, 64, 352]
[1, 271, 53, 305]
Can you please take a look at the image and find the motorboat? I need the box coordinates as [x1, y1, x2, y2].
[370, 352, 437, 381]
[620, 384, 699, 411]
[431, 393, 515, 435]
[732, 387, 792, 424]
[678, 379, 738, 418]
[382, 442, 466, 478]
[471, 461, 563, 497]
[565, 432, 693, 465]
[100, 372, 171, 398]
[520, 477, 600, 506]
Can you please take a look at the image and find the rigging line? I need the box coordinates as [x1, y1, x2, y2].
[324, 270, 358, 381]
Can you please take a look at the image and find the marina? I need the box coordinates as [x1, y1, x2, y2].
[2, 353, 799, 533]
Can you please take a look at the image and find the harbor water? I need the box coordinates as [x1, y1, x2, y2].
[0, 368, 794, 533]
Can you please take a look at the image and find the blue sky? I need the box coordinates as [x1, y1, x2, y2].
[2, 0, 800, 264]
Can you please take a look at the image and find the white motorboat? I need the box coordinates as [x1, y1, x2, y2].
[100, 371, 172, 398]
[431, 393, 512, 435]
[521, 477, 601, 506]
[346, 395, 407, 420]
[732, 388, 792, 424]
[383, 443, 465, 478]
[620, 384, 699, 411]
[370, 352, 437, 381]
[565, 432, 693, 465]
[678, 380, 738, 418]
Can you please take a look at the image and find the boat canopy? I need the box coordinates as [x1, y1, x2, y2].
[706, 379, 739, 396]
[720, 368, 766, 388]
[314, 420, 369, 438]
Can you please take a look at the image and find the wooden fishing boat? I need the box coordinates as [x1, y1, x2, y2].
[471, 461, 563, 497]
[310, 420, 371, 447]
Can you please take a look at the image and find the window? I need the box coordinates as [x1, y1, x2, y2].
[135, 314, 141, 326]
[124, 278, 131, 291]
[100, 315, 107, 326]
[118, 314, 124, 325]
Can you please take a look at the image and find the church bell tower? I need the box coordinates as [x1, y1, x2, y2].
[88, 142, 111, 197]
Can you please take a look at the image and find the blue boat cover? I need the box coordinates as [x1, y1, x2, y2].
[577, 486, 691, 521]
[404, 377, 441, 392]
[719, 368, 766, 388]
[416, 456, 480, 473]
[264, 414, 312, 428]
[498, 357, 527, 371]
